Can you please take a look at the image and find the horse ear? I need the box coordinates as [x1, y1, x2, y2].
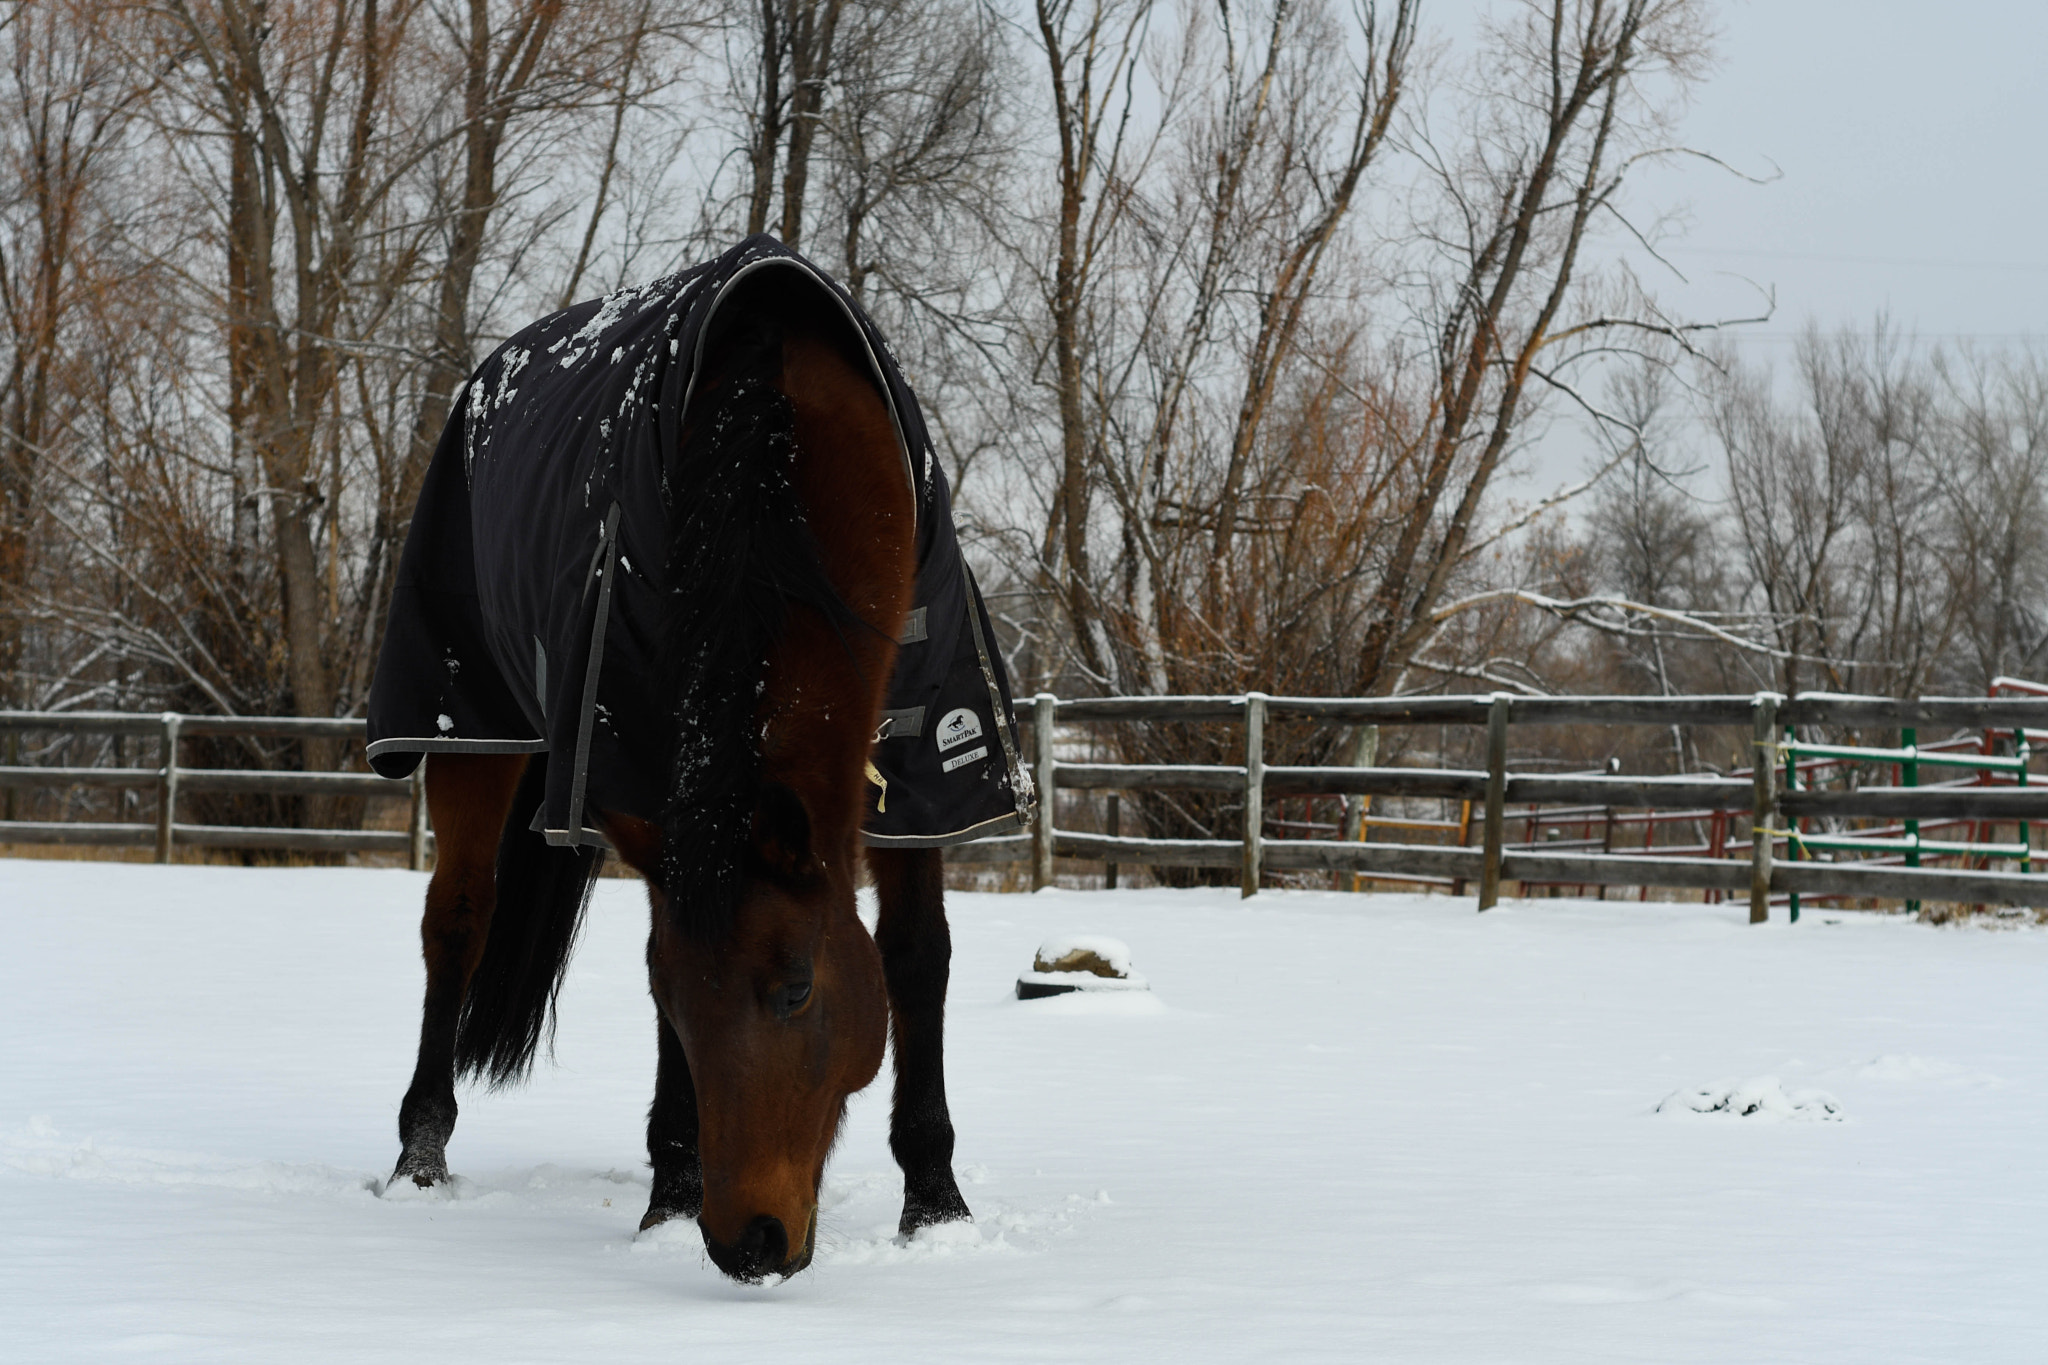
[750, 782, 821, 885]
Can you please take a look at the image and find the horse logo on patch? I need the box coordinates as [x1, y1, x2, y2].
[935, 707, 984, 752]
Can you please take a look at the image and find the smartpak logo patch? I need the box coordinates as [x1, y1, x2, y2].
[935, 707, 984, 752]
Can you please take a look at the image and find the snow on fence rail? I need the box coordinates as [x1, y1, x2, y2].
[0, 712, 428, 866]
[941, 691, 2048, 920]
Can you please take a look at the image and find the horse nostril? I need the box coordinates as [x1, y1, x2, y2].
[739, 1214, 788, 1266]
[705, 1215, 790, 1282]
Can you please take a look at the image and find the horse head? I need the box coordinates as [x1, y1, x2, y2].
[613, 782, 888, 1280]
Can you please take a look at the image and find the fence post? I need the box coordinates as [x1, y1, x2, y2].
[2018, 727, 2032, 874]
[1478, 693, 1510, 910]
[1783, 719, 1800, 923]
[1242, 692, 1267, 898]
[1598, 808, 1616, 901]
[1104, 793, 1119, 890]
[1749, 693, 1777, 924]
[1901, 724, 1920, 915]
[1032, 693, 1056, 891]
[408, 762, 429, 872]
[155, 712, 182, 864]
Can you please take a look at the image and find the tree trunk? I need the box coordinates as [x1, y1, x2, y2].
[778, 0, 843, 248]
[747, 0, 785, 235]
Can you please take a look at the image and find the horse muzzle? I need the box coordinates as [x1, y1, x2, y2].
[702, 1207, 817, 1282]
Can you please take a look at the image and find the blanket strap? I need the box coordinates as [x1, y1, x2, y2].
[562, 502, 623, 843]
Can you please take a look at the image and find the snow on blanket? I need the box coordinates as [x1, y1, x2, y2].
[4, 861, 2047, 1363]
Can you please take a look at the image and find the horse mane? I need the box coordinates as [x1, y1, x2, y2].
[656, 280, 861, 941]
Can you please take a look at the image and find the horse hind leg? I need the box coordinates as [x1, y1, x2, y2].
[391, 753, 527, 1188]
[868, 847, 973, 1235]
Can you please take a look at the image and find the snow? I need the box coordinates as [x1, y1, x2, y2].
[492, 345, 529, 410]
[4, 860, 2047, 1363]
[1654, 1076, 1844, 1122]
[1034, 933, 1135, 976]
[555, 282, 652, 370]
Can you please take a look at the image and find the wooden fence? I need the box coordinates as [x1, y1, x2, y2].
[0, 712, 429, 867]
[8, 693, 2048, 917]
[943, 691, 2048, 920]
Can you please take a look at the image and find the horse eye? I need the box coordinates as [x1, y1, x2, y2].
[776, 980, 813, 1016]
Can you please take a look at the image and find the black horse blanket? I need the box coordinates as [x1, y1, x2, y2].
[365, 236, 1032, 849]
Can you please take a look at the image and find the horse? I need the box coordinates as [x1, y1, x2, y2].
[364, 239, 1030, 1281]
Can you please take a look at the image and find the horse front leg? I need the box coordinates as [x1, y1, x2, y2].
[596, 813, 707, 1232]
[392, 753, 526, 1188]
[868, 846, 972, 1235]
[640, 1003, 703, 1229]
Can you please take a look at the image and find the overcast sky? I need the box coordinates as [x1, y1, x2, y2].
[1452, 0, 2048, 489]
[1635, 0, 2048, 347]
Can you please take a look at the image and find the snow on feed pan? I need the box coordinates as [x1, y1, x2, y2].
[1016, 934, 1150, 999]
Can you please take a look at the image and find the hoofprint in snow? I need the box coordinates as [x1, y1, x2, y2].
[4, 861, 2046, 1363]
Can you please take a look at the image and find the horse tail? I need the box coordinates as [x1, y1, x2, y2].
[454, 753, 604, 1086]
[658, 287, 855, 938]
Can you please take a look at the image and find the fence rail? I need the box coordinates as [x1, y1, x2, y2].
[948, 690, 2048, 919]
[1042, 692, 2048, 728]
[8, 693, 2048, 914]
[0, 711, 429, 866]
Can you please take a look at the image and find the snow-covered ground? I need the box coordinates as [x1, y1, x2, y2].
[4, 859, 2045, 1363]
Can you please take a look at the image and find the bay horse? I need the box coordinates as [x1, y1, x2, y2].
[369, 246, 1007, 1282]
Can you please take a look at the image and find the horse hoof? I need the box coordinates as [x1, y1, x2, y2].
[389, 1151, 448, 1192]
[898, 1184, 972, 1238]
[639, 1203, 692, 1232]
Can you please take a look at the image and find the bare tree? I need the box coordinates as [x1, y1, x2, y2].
[819, 0, 1011, 305]
[143, 0, 432, 736]
[1020, 0, 1157, 687]
[675, 0, 1018, 513]
[1015, 0, 1417, 696]
[1715, 324, 1951, 697]
[0, 1, 146, 708]
[112, 2, 693, 733]
[401, 1, 572, 523]
[1933, 349, 2048, 689]
[0, 0, 710, 839]
[1580, 351, 1725, 764]
[729, 0, 846, 244]
[1355, 0, 1723, 697]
